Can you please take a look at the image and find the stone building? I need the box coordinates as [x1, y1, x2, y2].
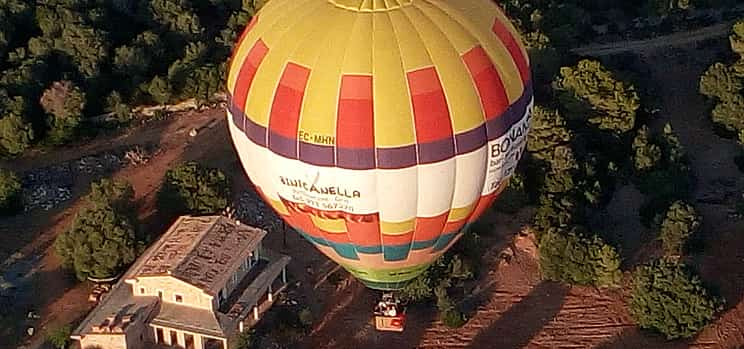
[71, 215, 290, 349]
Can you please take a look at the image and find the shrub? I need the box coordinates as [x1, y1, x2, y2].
[158, 161, 230, 215]
[298, 307, 313, 328]
[632, 126, 662, 173]
[554, 59, 640, 134]
[0, 168, 22, 215]
[538, 228, 621, 287]
[41, 81, 86, 144]
[234, 330, 258, 349]
[46, 324, 72, 349]
[54, 179, 140, 281]
[435, 286, 467, 328]
[493, 173, 531, 214]
[659, 201, 700, 256]
[629, 259, 721, 339]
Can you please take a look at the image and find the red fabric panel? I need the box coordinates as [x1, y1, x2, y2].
[468, 192, 498, 223]
[337, 75, 374, 148]
[492, 19, 530, 83]
[232, 39, 269, 111]
[413, 213, 448, 243]
[443, 218, 468, 234]
[407, 67, 454, 144]
[345, 218, 382, 247]
[381, 231, 415, 246]
[269, 63, 311, 139]
[462, 46, 509, 120]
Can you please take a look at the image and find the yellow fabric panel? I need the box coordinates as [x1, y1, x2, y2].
[372, 12, 416, 147]
[380, 219, 415, 235]
[342, 13, 373, 75]
[227, 0, 309, 94]
[411, 1, 478, 55]
[297, 6, 355, 144]
[428, 0, 523, 103]
[244, 0, 327, 127]
[267, 197, 289, 216]
[310, 216, 348, 233]
[400, 5, 484, 134]
[387, 10, 433, 71]
[448, 203, 475, 222]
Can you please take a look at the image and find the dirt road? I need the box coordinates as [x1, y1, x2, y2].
[571, 21, 734, 57]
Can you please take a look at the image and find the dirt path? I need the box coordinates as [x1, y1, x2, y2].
[571, 21, 734, 57]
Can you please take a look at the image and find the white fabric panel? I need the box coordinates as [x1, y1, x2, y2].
[450, 146, 488, 209]
[415, 158, 457, 217]
[376, 167, 418, 222]
[482, 98, 533, 195]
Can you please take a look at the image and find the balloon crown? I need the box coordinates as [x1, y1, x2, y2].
[328, 0, 414, 12]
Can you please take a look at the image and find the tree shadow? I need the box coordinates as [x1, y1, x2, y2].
[595, 327, 692, 349]
[467, 281, 569, 349]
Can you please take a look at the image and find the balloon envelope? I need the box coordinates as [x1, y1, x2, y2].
[226, 0, 533, 290]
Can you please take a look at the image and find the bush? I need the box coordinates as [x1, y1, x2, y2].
[0, 168, 22, 215]
[298, 307, 313, 328]
[54, 179, 140, 280]
[659, 201, 700, 256]
[629, 259, 721, 339]
[435, 286, 467, 328]
[46, 324, 72, 349]
[158, 161, 230, 215]
[538, 228, 621, 287]
[234, 330, 258, 349]
[493, 173, 531, 213]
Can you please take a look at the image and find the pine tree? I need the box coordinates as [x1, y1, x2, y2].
[0, 167, 22, 215]
[632, 125, 662, 172]
[527, 106, 573, 163]
[659, 201, 700, 256]
[538, 227, 621, 287]
[555, 60, 641, 134]
[629, 259, 721, 339]
[158, 161, 230, 215]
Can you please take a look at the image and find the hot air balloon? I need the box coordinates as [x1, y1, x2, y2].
[226, 0, 532, 311]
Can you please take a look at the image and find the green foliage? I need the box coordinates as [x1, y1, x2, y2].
[399, 237, 478, 303]
[298, 307, 313, 328]
[555, 59, 641, 134]
[493, 173, 531, 213]
[0, 167, 22, 215]
[46, 324, 72, 349]
[435, 286, 467, 328]
[699, 62, 742, 101]
[0, 112, 33, 156]
[182, 64, 223, 106]
[533, 194, 581, 233]
[632, 126, 662, 172]
[41, 81, 86, 144]
[659, 201, 700, 256]
[145, 0, 204, 38]
[54, 179, 139, 281]
[731, 20, 744, 60]
[538, 228, 622, 287]
[147, 76, 172, 105]
[158, 161, 230, 215]
[234, 330, 258, 349]
[527, 106, 573, 164]
[629, 259, 722, 339]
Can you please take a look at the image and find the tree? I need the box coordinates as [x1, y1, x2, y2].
[46, 324, 72, 349]
[158, 161, 230, 215]
[538, 228, 621, 287]
[0, 113, 33, 156]
[41, 81, 86, 144]
[632, 125, 662, 172]
[435, 286, 467, 328]
[54, 179, 139, 281]
[699, 62, 742, 102]
[730, 19, 744, 60]
[555, 60, 641, 134]
[659, 201, 700, 256]
[629, 259, 721, 339]
[0, 168, 22, 215]
[527, 106, 573, 163]
[56, 24, 109, 78]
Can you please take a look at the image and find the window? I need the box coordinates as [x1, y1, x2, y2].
[174, 294, 183, 303]
[139, 287, 145, 294]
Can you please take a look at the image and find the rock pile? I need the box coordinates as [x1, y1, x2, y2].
[234, 189, 281, 230]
